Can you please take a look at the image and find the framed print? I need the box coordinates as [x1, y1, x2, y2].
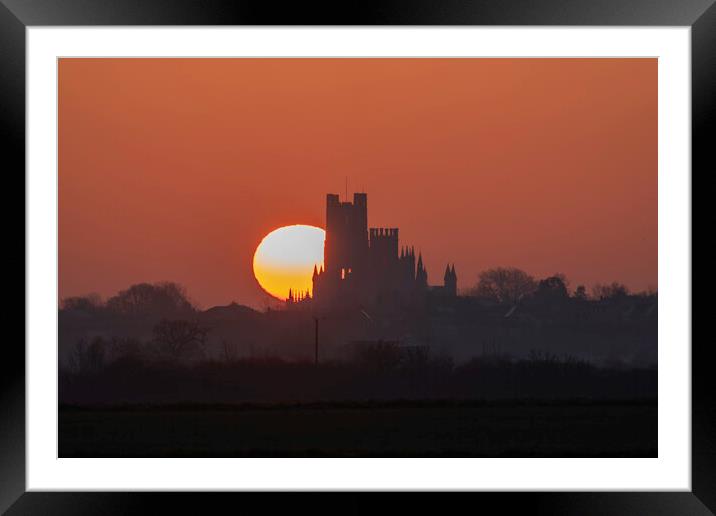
[3, 0, 712, 513]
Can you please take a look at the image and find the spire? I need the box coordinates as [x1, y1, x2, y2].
[443, 264, 456, 295]
[416, 252, 428, 287]
[313, 264, 319, 279]
[288, 288, 293, 303]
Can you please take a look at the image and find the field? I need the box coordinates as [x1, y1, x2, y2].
[59, 399, 657, 457]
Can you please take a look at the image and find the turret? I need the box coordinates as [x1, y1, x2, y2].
[444, 263, 457, 296]
[416, 252, 428, 289]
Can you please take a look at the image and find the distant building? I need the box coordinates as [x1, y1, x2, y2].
[289, 192, 456, 313]
[430, 264, 457, 297]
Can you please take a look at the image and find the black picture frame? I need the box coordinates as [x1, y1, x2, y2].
[2, 1, 710, 514]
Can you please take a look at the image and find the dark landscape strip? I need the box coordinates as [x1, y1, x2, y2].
[58, 397, 658, 412]
[59, 448, 659, 458]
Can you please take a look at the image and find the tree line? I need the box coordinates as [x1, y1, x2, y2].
[467, 266, 650, 304]
[61, 269, 653, 316]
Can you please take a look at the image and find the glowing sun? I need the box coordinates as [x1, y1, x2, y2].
[253, 225, 325, 301]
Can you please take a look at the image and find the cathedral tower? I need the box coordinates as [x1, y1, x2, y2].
[324, 192, 368, 281]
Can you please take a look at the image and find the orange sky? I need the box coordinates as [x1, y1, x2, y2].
[59, 58, 657, 309]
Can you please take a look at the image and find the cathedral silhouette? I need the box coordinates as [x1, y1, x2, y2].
[288, 192, 456, 313]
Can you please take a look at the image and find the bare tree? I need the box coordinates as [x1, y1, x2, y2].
[67, 337, 106, 374]
[153, 319, 209, 359]
[106, 282, 196, 317]
[592, 282, 629, 300]
[222, 339, 238, 362]
[108, 336, 143, 362]
[356, 341, 402, 372]
[573, 285, 588, 300]
[61, 293, 103, 312]
[472, 267, 537, 304]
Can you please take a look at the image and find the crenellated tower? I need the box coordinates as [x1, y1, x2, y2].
[324, 192, 368, 281]
[310, 192, 451, 312]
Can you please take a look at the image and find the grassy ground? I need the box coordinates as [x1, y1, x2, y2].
[59, 399, 657, 457]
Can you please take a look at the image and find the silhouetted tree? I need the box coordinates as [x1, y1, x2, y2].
[153, 319, 209, 359]
[61, 293, 103, 312]
[636, 287, 658, 300]
[534, 274, 569, 302]
[573, 285, 588, 300]
[592, 282, 629, 300]
[108, 336, 143, 362]
[472, 267, 537, 304]
[222, 339, 238, 362]
[527, 349, 559, 365]
[356, 341, 402, 372]
[67, 337, 106, 374]
[106, 282, 195, 317]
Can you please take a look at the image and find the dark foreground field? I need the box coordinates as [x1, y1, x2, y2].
[59, 399, 657, 457]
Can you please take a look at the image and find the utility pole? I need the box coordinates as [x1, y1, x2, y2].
[314, 317, 319, 366]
